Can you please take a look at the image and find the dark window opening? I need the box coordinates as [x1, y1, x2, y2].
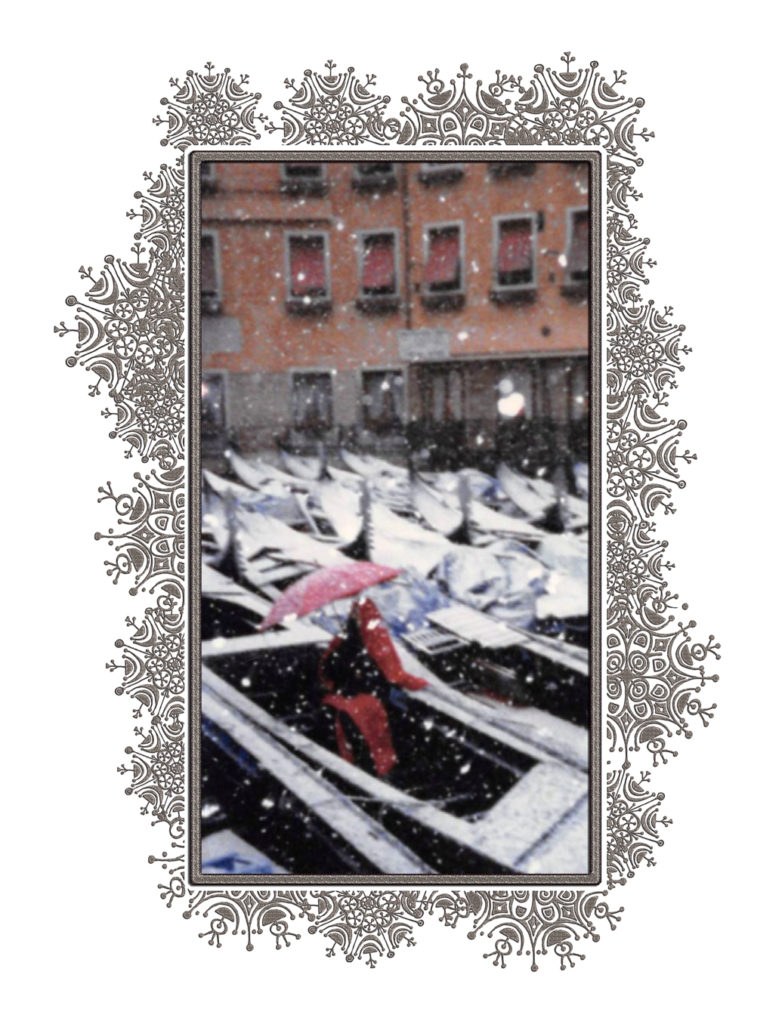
[202, 375, 225, 433]
[496, 219, 534, 287]
[488, 162, 536, 179]
[424, 226, 462, 293]
[287, 234, 330, 313]
[280, 163, 327, 194]
[362, 371, 404, 432]
[201, 233, 221, 315]
[419, 162, 465, 185]
[353, 163, 397, 190]
[200, 162, 217, 193]
[292, 373, 333, 431]
[566, 210, 590, 283]
[360, 234, 397, 296]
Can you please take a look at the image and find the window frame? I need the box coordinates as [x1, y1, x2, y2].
[562, 205, 590, 295]
[487, 161, 536, 180]
[200, 228, 223, 315]
[279, 162, 327, 195]
[421, 219, 466, 310]
[201, 369, 229, 433]
[355, 228, 402, 313]
[284, 230, 332, 314]
[490, 212, 538, 303]
[200, 161, 218, 193]
[351, 162, 398, 191]
[418, 161, 465, 185]
[359, 366, 406, 432]
[289, 367, 335, 432]
[494, 360, 541, 422]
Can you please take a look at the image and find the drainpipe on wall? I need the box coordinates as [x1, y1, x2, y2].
[401, 162, 413, 331]
[400, 162, 413, 431]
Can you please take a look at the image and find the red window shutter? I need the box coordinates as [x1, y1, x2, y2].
[569, 212, 589, 274]
[290, 237, 326, 295]
[425, 229, 460, 286]
[201, 235, 217, 294]
[498, 221, 532, 274]
[362, 236, 396, 291]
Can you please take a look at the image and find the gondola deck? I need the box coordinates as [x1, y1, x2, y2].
[198, 449, 591, 874]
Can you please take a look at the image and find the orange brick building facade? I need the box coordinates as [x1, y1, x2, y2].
[200, 157, 590, 469]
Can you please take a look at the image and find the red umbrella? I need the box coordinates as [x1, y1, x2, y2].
[258, 561, 401, 632]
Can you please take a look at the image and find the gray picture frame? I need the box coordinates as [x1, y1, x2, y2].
[56, 57, 720, 971]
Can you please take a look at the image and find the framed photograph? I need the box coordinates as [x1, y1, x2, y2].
[190, 152, 601, 885]
[31, 33, 761, 993]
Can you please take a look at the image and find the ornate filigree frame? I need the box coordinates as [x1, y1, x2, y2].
[56, 56, 720, 970]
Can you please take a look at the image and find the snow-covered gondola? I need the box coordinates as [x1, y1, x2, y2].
[498, 463, 588, 533]
[411, 472, 545, 546]
[203, 465, 306, 528]
[200, 443, 592, 874]
[279, 449, 324, 482]
[496, 463, 556, 522]
[410, 474, 468, 541]
[228, 449, 315, 494]
[201, 617, 589, 874]
[338, 447, 414, 514]
[309, 479, 588, 719]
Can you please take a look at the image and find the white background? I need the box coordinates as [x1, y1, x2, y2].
[4, 3, 779, 1019]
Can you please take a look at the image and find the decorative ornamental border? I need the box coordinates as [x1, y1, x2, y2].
[55, 55, 719, 970]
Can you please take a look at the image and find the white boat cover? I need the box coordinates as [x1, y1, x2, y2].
[535, 533, 589, 619]
[316, 479, 363, 543]
[279, 450, 323, 481]
[326, 464, 362, 488]
[356, 452, 407, 477]
[202, 468, 258, 503]
[228, 450, 305, 493]
[339, 449, 375, 477]
[564, 494, 589, 531]
[201, 829, 289, 875]
[339, 448, 405, 478]
[370, 502, 453, 576]
[245, 455, 317, 491]
[411, 476, 463, 536]
[574, 461, 589, 499]
[469, 499, 546, 543]
[234, 505, 349, 568]
[496, 464, 553, 521]
[434, 543, 545, 626]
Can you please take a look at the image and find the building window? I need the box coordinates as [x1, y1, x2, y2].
[200, 231, 222, 315]
[362, 371, 404, 432]
[418, 162, 465, 185]
[422, 223, 465, 310]
[280, 163, 327, 195]
[563, 208, 590, 295]
[356, 231, 400, 312]
[202, 373, 226, 434]
[291, 372, 333, 431]
[491, 215, 536, 302]
[352, 163, 397, 191]
[200, 161, 217, 193]
[488, 161, 536, 179]
[285, 233, 331, 314]
[541, 360, 571, 423]
[496, 365, 537, 420]
[569, 359, 589, 420]
[420, 365, 464, 423]
[535, 358, 589, 422]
